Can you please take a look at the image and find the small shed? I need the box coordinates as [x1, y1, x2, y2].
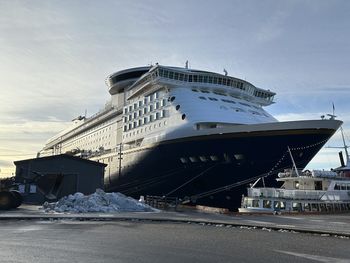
[14, 154, 106, 204]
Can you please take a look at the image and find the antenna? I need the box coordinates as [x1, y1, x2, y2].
[326, 126, 350, 166]
[327, 103, 337, 120]
[223, 68, 228, 76]
[340, 126, 349, 165]
[185, 60, 189, 69]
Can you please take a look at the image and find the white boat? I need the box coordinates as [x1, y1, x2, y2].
[239, 130, 350, 213]
[38, 64, 342, 210]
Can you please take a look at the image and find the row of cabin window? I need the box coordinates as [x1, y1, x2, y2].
[334, 183, 350, 190]
[124, 120, 168, 139]
[193, 89, 261, 110]
[157, 68, 246, 91]
[198, 96, 268, 116]
[123, 102, 168, 123]
[123, 110, 167, 131]
[124, 94, 166, 114]
[254, 90, 274, 101]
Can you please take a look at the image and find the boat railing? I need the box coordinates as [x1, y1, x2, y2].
[247, 188, 326, 200]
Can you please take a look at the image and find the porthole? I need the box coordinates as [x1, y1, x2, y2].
[176, 105, 180, 110]
[182, 114, 186, 120]
[189, 156, 198, 163]
[210, 155, 219, 161]
[170, 96, 175, 102]
[180, 157, 188, 163]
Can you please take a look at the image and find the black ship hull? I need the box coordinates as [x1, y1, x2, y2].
[105, 126, 339, 211]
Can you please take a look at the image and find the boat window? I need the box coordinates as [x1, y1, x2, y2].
[239, 102, 251, 107]
[214, 92, 226, 96]
[176, 105, 180, 110]
[311, 203, 319, 212]
[263, 200, 271, 209]
[180, 157, 188, 164]
[181, 114, 186, 120]
[192, 88, 198, 92]
[199, 156, 208, 162]
[222, 99, 236, 104]
[210, 155, 219, 161]
[304, 203, 311, 211]
[199, 96, 206, 100]
[189, 156, 198, 162]
[232, 107, 245, 112]
[162, 99, 167, 107]
[170, 96, 175, 102]
[200, 90, 210, 93]
[208, 97, 218, 101]
[341, 184, 347, 190]
[252, 200, 259, 207]
[292, 202, 302, 211]
[250, 111, 261, 115]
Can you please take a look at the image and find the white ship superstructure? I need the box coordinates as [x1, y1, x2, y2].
[40, 64, 342, 210]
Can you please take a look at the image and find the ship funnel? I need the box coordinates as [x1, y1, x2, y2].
[339, 151, 345, 167]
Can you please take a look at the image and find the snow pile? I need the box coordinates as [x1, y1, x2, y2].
[42, 189, 155, 213]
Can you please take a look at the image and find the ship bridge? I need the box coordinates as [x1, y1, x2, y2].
[125, 65, 275, 106]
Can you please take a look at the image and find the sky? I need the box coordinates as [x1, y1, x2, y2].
[1, 0, 350, 178]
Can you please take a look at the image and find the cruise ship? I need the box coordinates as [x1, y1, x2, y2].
[39, 64, 342, 210]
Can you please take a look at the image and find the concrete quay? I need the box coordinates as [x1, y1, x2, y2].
[1, 205, 350, 237]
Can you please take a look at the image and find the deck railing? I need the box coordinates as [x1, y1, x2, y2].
[247, 188, 350, 201]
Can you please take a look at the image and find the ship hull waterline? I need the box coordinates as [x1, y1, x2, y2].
[105, 126, 339, 211]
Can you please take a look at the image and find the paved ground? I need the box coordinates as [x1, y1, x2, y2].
[1, 205, 350, 237]
[0, 219, 349, 263]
